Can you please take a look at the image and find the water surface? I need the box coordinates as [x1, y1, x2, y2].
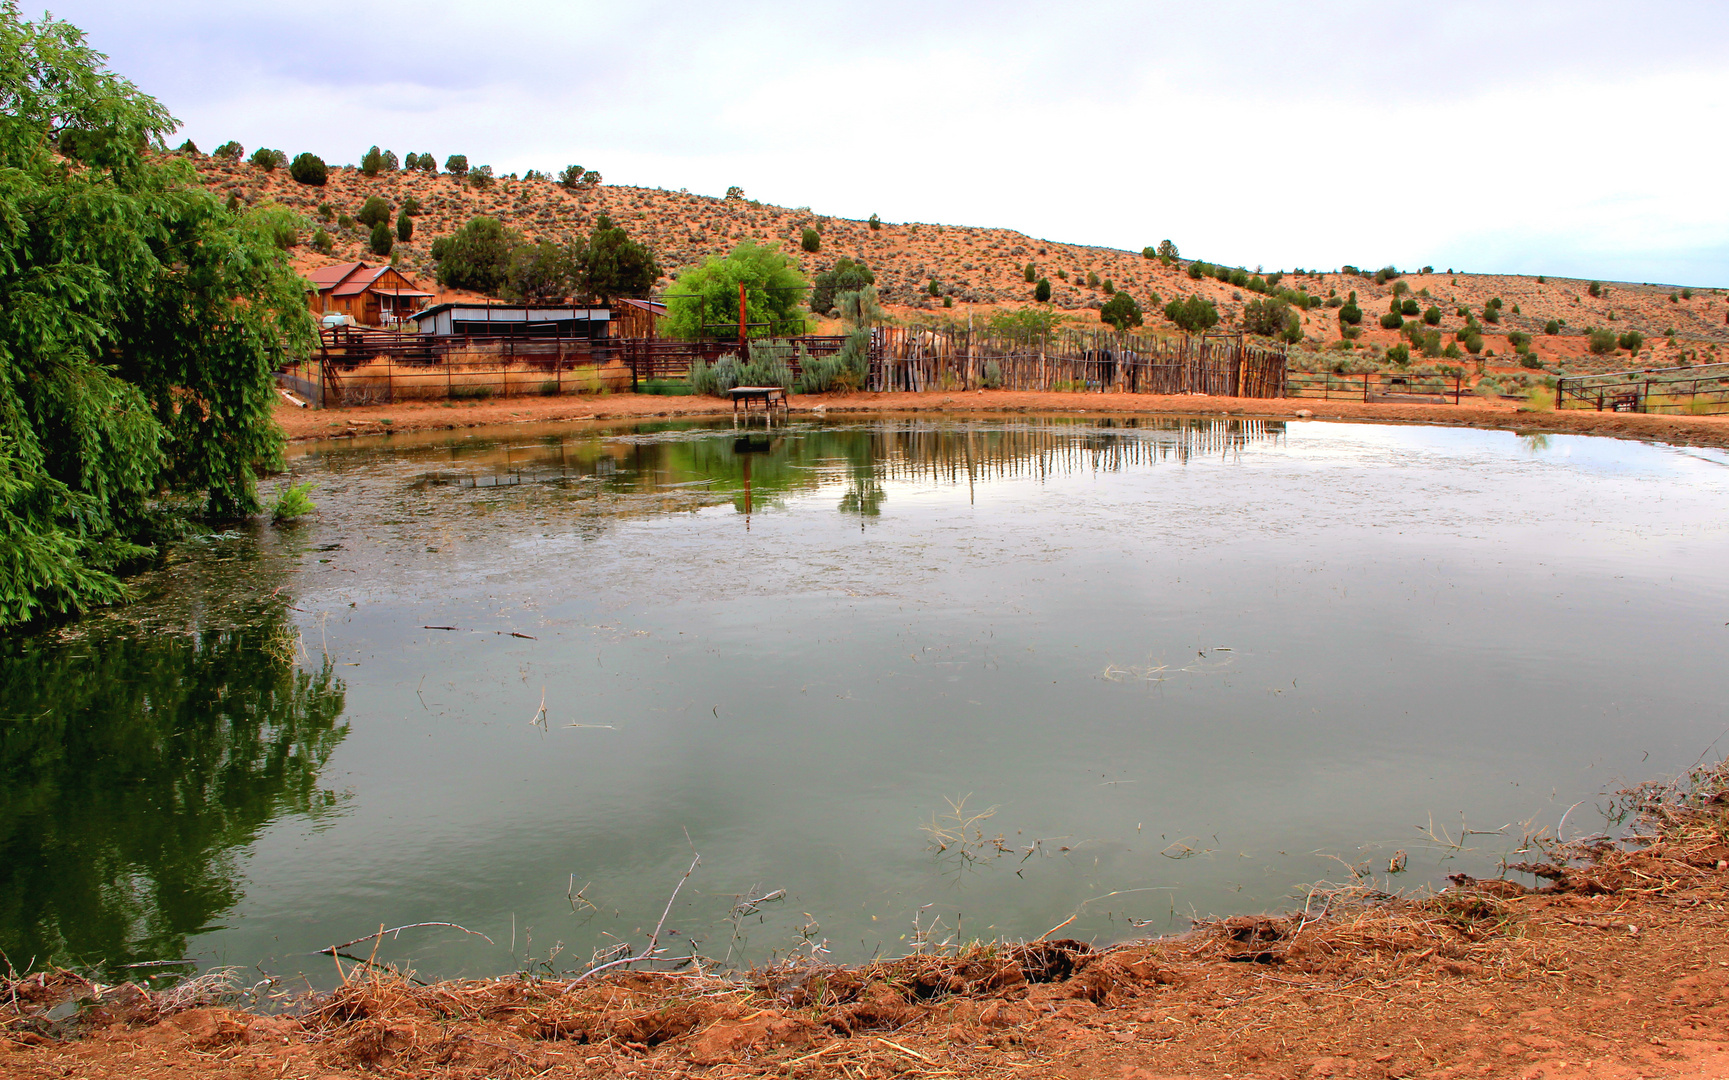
[3, 416, 1725, 983]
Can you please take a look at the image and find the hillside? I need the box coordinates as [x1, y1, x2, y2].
[196, 155, 1729, 376]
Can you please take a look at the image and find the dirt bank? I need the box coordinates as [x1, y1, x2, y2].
[274, 389, 1729, 453]
[6, 767, 1728, 1079]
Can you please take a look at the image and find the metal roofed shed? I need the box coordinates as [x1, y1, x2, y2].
[408, 302, 612, 339]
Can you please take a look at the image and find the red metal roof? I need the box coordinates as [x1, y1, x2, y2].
[328, 265, 427, 298]
[307, 261, 368, 289]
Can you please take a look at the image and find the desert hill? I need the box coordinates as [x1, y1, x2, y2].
[194, 154, 1728, 376]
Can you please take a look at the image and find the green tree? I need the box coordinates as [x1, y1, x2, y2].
[1164, 295, 1220, 332]
[801, 226, 821, 253]
[662, 241, 810, 341]
[1544, 319, 1560, 335]
[1587, 280, 1602, 297]
[249, 147, 285, 171]
[444, 153, 469, 179]
[369, 220, 393, 256]
[990, 307, 1065, 336]
[311, 226, 333, 255]
[360, 145, 385, 176]
[356, 194, 391, 228]
[574, 214, 660, 302]
[0, 7, 315, 625]
[1338, 291, 1362, 326]
[1034, 277, 1052, 302]
[1158, 239, 1179, 261]
[810, 258, 876, 316]
[1617, 330, 1643, 353]
[395, 209, 412, 242]
[868, 213, 881, 230]
[1423, 304, 1442, 325]
[289, 151, 327, 185]
[1023, 262, 1036, 283]
[507, 240, 574, 301]
[1100, 291, 1143, 330]
[467, 164, 494, 189]
[213, 139, 243, 160]
[557, 164, 586, 190]
[430, 216, 520, 295]
[1242, 298, 1292, 337]
[415, 152, 436, 174]
[1142, 246, 1156, 259]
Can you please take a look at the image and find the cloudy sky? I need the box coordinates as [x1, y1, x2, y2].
[41, 0, 1729, 285]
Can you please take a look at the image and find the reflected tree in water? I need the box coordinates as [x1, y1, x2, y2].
[0, 601, 347, 975]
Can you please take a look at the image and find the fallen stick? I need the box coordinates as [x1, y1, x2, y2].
[567, 851, 702, 986]
[317, 921, 495, 956]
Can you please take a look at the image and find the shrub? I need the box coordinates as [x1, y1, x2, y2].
[1463, 330, 1483, 354]
[401, 195, 421, 216]
[369, 221, 393, 256]
[557, 164, 586, 189]
[396, 209, 412, 242]
[1241, 297, 1292, 337]
[1102, 279, 1115, 295]
[175, 138, 199, 155]
[403, 152, 420, 170]
[414, 153, 436, 173]
[1393, 280, 1410, 297]
[468, 164, 494, 189]
[981, 360, 1004, 389]
[289, 152, 327, 185]
[1537, 275, 1546, 284]
[1526, 387, 1555, 411]
[224, 192, 240, 213]
[1374, 266, 1400, 285]
[1423, 305, 1441, 325]
[444, 154, 469, 178]
[927, 278, 940, 296]
[311, 227, 333, 255]
[214, 140, 243, 161]
[1588, 280, 1602, 297]
[337, 213, 353, 230]
[1164, 294, 1219, 332]
[868, 213, 881, 230]
[356, 195, 391, 228]
[1618, 330, 1643, 353]
[1229, 267, 1250, 287]
[801, 226, 820, 253]
[1401, 297, 1420, 316]
[1100, 291, 1142, 330]
[1386, 344, 1411, 366]
[1142, 246, 1156, 259]
[1519, 352, 1544, 370]
[1544, 319, 1560, 335]
[1587, 328, 1617, 354]
[250, 149, 287, 171]
[1187, 261, 1207, 280]
[361, 145, 385, 177]
[1443, 342, 1463, 360]
[430, 216, 520, 294]
[725, 185, 744, 200]
[1023, 263, 1036, 283]
[1338, 291, 1362, 325]
[1419, 329, 1443, 357]
[270, 482, 316, 522]
[1158, 239, 1179, 261]
[315, 202, 334, 220]
[1682, 288, 1693, 300]
[1380, 310, 1404, 330]
[1506, 331, 1531, 350]
[810, 258, 876, 315]
[662, 241, 810, 340]
[1034, 277, 1051, 302]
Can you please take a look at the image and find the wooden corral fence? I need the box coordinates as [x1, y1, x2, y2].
[1557, 362, 1729, 415]
[280, 327, 625, 407]
[614, 335, 851, 383]
[1286, 370, 1470, 404]
[868, 328, 1286, 397]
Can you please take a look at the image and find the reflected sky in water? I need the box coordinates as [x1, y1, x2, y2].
[5, 416, 1726, 983]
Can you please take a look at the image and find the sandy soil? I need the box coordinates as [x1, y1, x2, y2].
[274, 388, 1729, 453]
[5, 768, 1728, 1080]
[199, 155, 1725, 375]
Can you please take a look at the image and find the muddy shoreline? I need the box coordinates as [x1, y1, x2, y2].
[6, 772, 1728, 1078]
[274, 389, 1729, 454]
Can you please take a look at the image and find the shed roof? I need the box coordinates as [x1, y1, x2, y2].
[307, 261, 368, 289]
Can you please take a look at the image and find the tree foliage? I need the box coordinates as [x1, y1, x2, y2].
[574, 214, 660, 302]
[1241, 298, 1292, 337]
[810, 258, 876, 316]
[430, 216, 519, 295]
[1164, 295, 1219, 332]
[1034, 277, 1051, 302]
[1099, 291, 1143, 331]
[663, 242, 810, 341]
[289, 152, 326, 185]
[801, 226, 821, 253]
[0, 5, 315, 626]
[356, 195, 391, 228]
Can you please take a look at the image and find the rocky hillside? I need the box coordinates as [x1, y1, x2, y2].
[194, 155, 1728, 375]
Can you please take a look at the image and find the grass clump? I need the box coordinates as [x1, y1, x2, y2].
[270, 482, 316, 522]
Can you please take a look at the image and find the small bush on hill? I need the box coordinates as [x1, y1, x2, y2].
[1386, 344, 1410, 366]
[1374, 266, 1400, 285]
[431, 216, 519, 295]
[801, 226, 821, 253]
[869, 213, 881, 230]
[811, 258, 876, 315]
[445, 154, 469, 178]
[369, 221, 392, 256]
[311, 227, 332, 255]
[1034, 278, 1052, 302]
[214, 140, 243, 161]
[396, 210, 412, 242]
[1423, 305, 1441, 325]
[1401, 297, 1420, 316]
[1164, 294, 1219, 332]
[1100, 291, 1142, 330]
[468, 164, 494, 189]
[1102, 279, 1115, 295]
[1158, 240, 1179, 261]
[1338, 291, 1362, 326]
[1587, 328, 1616, 354]
[175, 139, 199, 154]
[1241, 297, 1292, 337]
[1023, 263, 1036, 282]
[1142, 246, 1156, 259]
[1380, 310, 1404, 330]
[1543, 319, 1560, 335]
[1618, 330, 1643, 353]
[356, 195, 391, 228]
[1588, 280, 1602, 297]
[289, 152, 326, 185]
[1187, 261, 1207, 280]
[361, 145, 385, 177]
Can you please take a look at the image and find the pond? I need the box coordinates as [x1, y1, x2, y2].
[3, 415, 1727, 985]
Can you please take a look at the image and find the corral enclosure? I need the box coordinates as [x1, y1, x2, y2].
[2, 417, 1726, 987]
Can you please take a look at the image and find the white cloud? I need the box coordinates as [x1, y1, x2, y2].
[38, 0, 1729, 283]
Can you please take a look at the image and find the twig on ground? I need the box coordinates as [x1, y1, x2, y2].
[317, 922, 496, 956]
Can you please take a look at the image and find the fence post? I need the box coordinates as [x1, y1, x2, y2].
[1363, 372, 1369, 402]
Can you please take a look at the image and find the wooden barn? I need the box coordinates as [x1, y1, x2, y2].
[306, 262, 431, 327]
[612, 298, 666, 339]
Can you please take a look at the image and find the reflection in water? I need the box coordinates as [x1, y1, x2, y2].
[0, 596, 347, 977]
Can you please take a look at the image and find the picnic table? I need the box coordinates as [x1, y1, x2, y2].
[729, 385, 788, 418]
